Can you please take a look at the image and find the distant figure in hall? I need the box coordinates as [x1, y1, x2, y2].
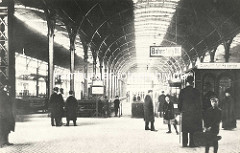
[144, 90, 156, 131]
[58, 88, 65, 125]
[221, 88, 236, 130]
[203, 83, 216, 113]
[114, 96, 120, 117]
[137, 96, 142, 102]
[49, 87, 62, 126]
[178, 76, 202, 147]
[158, 91, 166, 118]
[0, 85, 15, 148]
[65, 91, 78, 126]
[133, 95, 137, 102]
[204, 97, 222, 153]
[163, 95, 178, 134]
[102, 96, 110, 117]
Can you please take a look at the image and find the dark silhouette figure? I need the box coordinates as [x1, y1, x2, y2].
[49, 87, 62, 126]
[144, 90, 156, 131]
[0, 85, 15, 147]
[65, 91, 78, 126]
[178, 76, 202, 147]
[163, 95, 178, 134]
[58, 88, 65, 125]
[221, 88, 236, 130]
[114, 96, 120, 117]
[204, 97, 222, 153]
[158, 91, 166, 118]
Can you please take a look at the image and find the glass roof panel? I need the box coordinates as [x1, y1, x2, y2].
[134, 0, 180, 69]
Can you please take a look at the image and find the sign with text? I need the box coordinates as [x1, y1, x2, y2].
[91, 86, 104, 95]
[197, 63, 240, 69]
[150, 46, 181, 57]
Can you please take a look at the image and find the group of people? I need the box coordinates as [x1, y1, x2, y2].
[145, 75, 237, 153]
[49, 87, 78, 126]
[144, 90, 179, 134]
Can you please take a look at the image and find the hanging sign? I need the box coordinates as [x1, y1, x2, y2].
[197, 63, 240, 69]
[91, 86, 104, 95]
[150, 46, 181, 57]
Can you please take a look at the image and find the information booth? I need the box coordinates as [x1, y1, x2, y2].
[183, 63, 240, 118]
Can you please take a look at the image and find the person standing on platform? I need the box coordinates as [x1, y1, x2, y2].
[49, 87, 61, 126]
[221, 88, 236, 130]
[178, 76, 202, 147]
[58, 88, 65, 125]
[114, 96, 120, 117]
[144, 90, 156, 131]
[158, 91, 166, 118]
[0, 85, 15, 148]
[163, 95, 178, 134]
[65, 91, 78, 126]
[103, 96, 109, 117]
[204, 97, 222, 153]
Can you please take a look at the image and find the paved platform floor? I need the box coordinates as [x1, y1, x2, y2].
[1, 115, 239, 153]
[1, 101, 240, 153]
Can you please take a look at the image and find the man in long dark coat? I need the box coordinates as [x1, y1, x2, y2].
[0, 85, 15, 147]
[49, 87, 61, 126]
[113, 96, 120, 117]
[144, 90, 156, 131]
[178, 76, 202, 147]
[158, 91, 166, 117]
[58, 88, 65, 125]
[65, 91, 78, 126]
[221, 88, 236, 130]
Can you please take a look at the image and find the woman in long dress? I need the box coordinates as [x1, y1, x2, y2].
[221, 89, 236, 130]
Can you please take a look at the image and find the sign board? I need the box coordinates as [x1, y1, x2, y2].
[91, 86, 104, 95]
[150, 46, 181, 57]
[197, 63, 240, 69]
[92, 80, 104, 86]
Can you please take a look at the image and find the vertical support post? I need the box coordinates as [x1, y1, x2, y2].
[111, 71, 113, 98]
[224, 38, 233, 63]
[104, 67, 107, 96]
[209, 47, 217, 63]
[84, 54, 88, 99]
[67, 27, 77, 92]
[36, 65, 39, 97]
[108, 67, 111, 98]
[113, 73, 116, 97]
[99, 64, 103, 80]
[0, 0, 15, 98]
[45, 8, 56, 99]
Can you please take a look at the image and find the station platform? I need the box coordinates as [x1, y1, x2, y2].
[1, 112, 239, 153]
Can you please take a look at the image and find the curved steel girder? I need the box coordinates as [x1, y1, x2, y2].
[116, 59, 165, 75]
[115, 55, 174, 75]
[102, 33, 188, 67]
[108, 43, 135, 67]
[102, 32, 135, 62]
[79, 3, 99, 31]
[108, 45, 188, 74]
[111, 52, 136, 70]
[108, 40, 188, 73]
[117, 58, 174, 76]
[89, 2, 179, 51]
[120, 62, 169, 75]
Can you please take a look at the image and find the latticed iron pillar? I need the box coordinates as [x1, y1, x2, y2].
[0, 0, 15, 98]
